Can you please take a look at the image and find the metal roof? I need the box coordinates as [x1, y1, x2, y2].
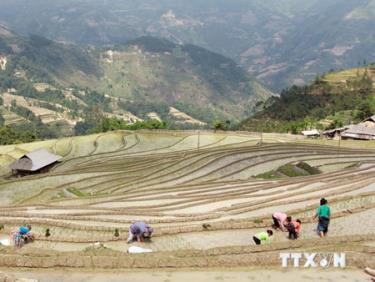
[323, 126, 350, 135]
[342, 124, 375, 137]
[302, 129, 320, 136]
[364, 115, 375, 122]
[9, 149, 62, 172]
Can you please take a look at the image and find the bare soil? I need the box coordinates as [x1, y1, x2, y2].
[5, 269, 369, 282]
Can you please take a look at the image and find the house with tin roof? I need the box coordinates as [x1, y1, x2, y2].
[340, 115, 375, 140]
[9, 149, 62, 176]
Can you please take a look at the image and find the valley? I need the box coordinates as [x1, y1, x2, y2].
[0, 30, 273, 141]
[1, 0, 375, 89]
[0, 2, 374, 281]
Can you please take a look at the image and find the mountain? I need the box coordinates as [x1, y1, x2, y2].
[0, 31, 272, 140]
[95, 37, 272, 122]
[0, 26, 101, 86]
[238, 66, 375, 133]
[0, 0, 375, 90]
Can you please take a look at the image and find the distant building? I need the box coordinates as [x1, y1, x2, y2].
[341, 125, 375, 140]
[323, 126, 350, 140]
[301, 129, 320, 138]
[362, 115, 375, 124]
[9, 149, 62, 176]
[338, 115, 375, 141]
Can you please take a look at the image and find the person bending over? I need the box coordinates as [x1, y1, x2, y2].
[127, 221, 154, 243]
[19, 225, 34, 243]
[272, 212, 288, 231]
[285, 217, 302, 240]
[253, 230, 273, 245]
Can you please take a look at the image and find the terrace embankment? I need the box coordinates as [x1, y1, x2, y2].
[0, 131, 374, 270]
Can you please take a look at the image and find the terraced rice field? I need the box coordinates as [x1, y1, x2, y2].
[0, 130, 374, 271]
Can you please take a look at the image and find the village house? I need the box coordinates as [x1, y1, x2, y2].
[338, 115, 375, 141]
[9, 149, 62, 176]
[301, 129, 320, 138]
[323, 126, 350, 140]
[341, 125, 375, 140]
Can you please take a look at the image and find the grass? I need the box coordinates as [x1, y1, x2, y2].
[324, 68, 373, 83]
[325, 110, 358, 125]
[67, 187, 88, 197]
[255, 170, 278, 179]
[296, 162, 321, 175]
[256, 161, 321, 179]
[278, 163, 308, 177]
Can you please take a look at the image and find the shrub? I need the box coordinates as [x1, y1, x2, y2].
[296, 162, 321, 175]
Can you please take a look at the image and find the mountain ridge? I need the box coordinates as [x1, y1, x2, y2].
[1, 0, 375, 89]
[0, 31, 273, 141]
[239, 66, 375, 133]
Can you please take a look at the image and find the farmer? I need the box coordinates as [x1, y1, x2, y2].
[253, 230, 273, 245]
[19, 225, 34, 243]
[314, 198, 331, 238]
[272, 212, 288, 231]
[127, 221, 154, 243]
[293, 219, 302, 237]
[19, 225, 31, 236]
[285, 217, 302, 240]
[13, 232, 24, 248]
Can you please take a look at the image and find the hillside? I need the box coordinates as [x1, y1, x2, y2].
[96, 37, 272, 121]
[0, 131, 373, 273]
[0, 31, 272, 144]
[1, 0, 375, 90]
[239, 66, 375, 132]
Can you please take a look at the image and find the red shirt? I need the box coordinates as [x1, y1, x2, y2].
[293, 221, 301, 233]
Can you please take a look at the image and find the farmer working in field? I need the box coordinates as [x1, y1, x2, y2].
[19, 225, 34, 242]
[272, 212, 288, 231]
[13, 224, 34, 248]
[127, 221, 154, 243]
[285, 216, 302, 240]
[314, 198, 331, 238]
[253, 230, 273, 245]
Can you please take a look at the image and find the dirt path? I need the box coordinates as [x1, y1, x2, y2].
[5, 269, 368, 282]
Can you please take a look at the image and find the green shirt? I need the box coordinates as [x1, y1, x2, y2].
[256, 232, 270, 242]
[316, 205, 331, 218]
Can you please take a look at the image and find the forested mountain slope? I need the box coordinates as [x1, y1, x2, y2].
[1, 0, 375, 89]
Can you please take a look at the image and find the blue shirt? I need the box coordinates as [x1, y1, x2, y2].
[19, 226, 29, 235]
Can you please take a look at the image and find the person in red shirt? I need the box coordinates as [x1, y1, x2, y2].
[285, 217, 302, 240]
[293, 219, 302, 236]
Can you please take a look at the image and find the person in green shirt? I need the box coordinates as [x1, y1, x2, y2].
[253, 230, 273, 245]
[313, 198, 331, 238]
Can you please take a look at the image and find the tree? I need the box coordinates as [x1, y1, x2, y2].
[326, 119, 343, 130]
[356, 102, 372, 121]
[213, 120, 228, 131]
[0, 125, 37, 145]
[74, 106, 105, 135]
